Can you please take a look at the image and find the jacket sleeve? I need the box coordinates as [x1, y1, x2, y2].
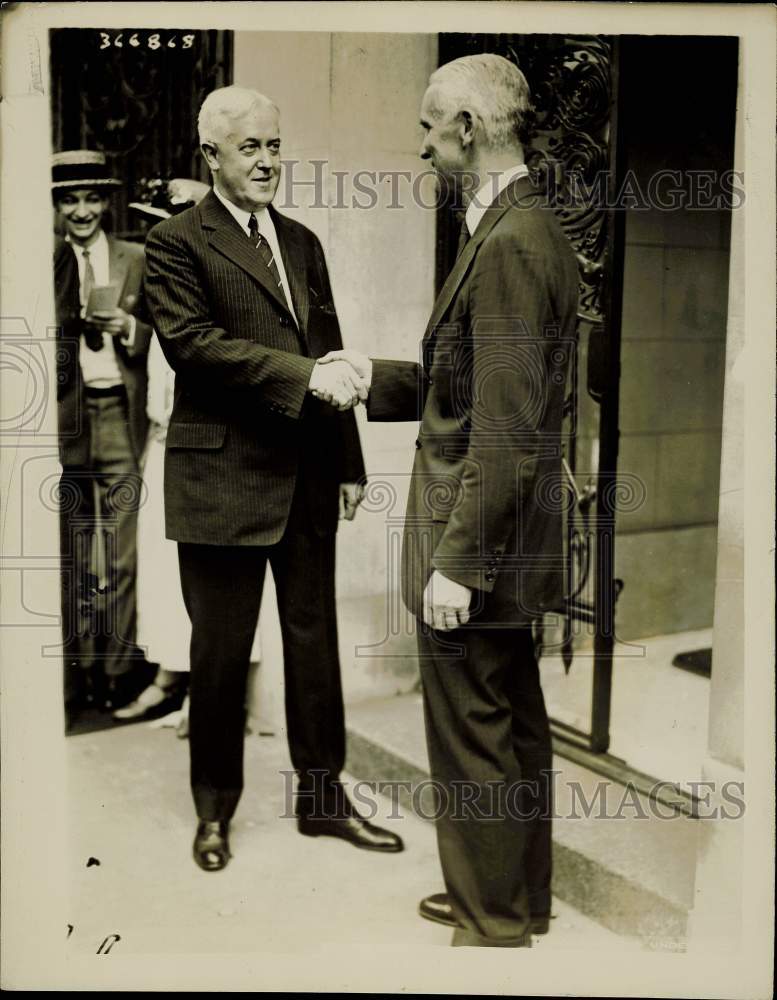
[431, 227, 560, 593]
[367, 359, 430, 422]
[109, 241, 152, 362]
[143, 224, 316, 418]
[122, 316, 152, 361]
[310, 236, 366, 483]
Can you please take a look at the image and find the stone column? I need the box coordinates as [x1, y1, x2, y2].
[686, 52, 745, 951]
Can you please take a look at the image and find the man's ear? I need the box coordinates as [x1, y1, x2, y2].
[458, 108, 477, 149]
[201, 142, 219, 172]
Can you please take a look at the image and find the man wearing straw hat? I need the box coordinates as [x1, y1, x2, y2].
[52, 149, 152, 723]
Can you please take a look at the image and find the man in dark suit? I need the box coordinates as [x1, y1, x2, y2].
[52, 151, 152, 722]
[321, 54, 578, 946]
[143, 85, 403, 871]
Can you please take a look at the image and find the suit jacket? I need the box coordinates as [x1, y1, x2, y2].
[142, 190, 365, 546]
[54, 235, 152, 467]
[368, 176, 579, 622]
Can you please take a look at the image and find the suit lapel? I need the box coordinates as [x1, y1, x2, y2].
[424, 175, 539, 343]
[271, 207, 310, 336]
[199, 191, 293, 319]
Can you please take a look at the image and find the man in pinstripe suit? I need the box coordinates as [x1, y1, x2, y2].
[144, 85, 403, 871]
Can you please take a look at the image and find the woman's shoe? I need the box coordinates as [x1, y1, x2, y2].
[176, 696, 190, 739]
[112, 681, 182, 721]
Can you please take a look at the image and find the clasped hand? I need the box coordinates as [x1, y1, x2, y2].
[423, 570, 472, 631]
[85, 308, 132, 339]
[309, 349, 372, 411]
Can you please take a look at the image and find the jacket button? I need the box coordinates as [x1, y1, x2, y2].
[279, 316, 289, 327]
[485, 571, 496, 583]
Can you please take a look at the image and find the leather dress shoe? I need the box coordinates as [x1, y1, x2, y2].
[298, 814, 404, 853]
[193, 820, 231, 872]
[419, 893, 551, 935]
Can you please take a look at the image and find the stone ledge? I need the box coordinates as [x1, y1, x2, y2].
[345, 694, 694, 951]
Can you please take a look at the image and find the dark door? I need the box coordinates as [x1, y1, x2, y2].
[437, 34, 625, 752]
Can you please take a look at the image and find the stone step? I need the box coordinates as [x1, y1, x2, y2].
[345, 692, 699, 951]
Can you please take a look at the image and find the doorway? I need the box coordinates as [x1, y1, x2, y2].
[540, 35, 738, 784]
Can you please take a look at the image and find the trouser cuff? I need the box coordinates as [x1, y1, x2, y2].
[193, 785, 241, 822]
[451, 928, 532, 948]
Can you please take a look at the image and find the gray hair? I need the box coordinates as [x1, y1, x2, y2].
[428, 54, 531, 149]
[197, 85, 280, 145]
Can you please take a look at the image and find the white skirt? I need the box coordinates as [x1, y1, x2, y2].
[136, 431, 191, 670]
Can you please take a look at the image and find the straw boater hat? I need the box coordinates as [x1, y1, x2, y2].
[51, 150, 123, 191]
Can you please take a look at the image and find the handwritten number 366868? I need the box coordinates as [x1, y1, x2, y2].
[98, 32, 196, 50]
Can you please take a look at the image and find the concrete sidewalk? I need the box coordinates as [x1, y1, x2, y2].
[66, 723, 629, 960]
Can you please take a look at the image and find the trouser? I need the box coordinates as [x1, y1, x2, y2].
[60, 389, 141, 703]
[416, 621, 553, 947]
[178, 484, 346, 822]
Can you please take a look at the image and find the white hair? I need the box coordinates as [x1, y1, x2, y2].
[428, 54, 532, 149]
[197, 85, 279, 145]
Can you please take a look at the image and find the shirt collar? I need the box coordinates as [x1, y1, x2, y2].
[67, 228, 108, 256]
[464, 163, 530, 237]
[213, 185, 269, 234]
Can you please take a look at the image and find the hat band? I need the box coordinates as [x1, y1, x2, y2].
[52, 160, 119, 186]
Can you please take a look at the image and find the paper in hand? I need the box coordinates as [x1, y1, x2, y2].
[85, 283, 121, 316]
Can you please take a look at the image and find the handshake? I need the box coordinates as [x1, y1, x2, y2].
[308, 350, 373, 411]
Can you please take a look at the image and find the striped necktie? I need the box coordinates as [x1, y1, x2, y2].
[248, 212, 284, 294]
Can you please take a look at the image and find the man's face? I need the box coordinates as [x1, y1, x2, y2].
[55, 188, 109, 246]
[206, 106, 281, 212]
[419, 85, 466, 185]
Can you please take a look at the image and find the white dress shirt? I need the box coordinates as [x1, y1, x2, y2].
[464, 163, 530, 237]
[212, 185, 299, 329]
[69, 230, 124, 388]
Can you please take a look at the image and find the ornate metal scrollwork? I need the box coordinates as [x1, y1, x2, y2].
[514, 36, 612, 325]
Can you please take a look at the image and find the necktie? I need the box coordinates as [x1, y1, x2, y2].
[81, 248, 103, 352]
[455, 217, 471, 260]
[248, 213, 284, 293]
[248, 214, 304, 350]
[81, 247, 95, 306]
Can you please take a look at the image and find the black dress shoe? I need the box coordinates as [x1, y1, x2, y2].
[298, 814, 404, 852]
[193, 820, 231, 872]
[419, 893, 551, 934]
